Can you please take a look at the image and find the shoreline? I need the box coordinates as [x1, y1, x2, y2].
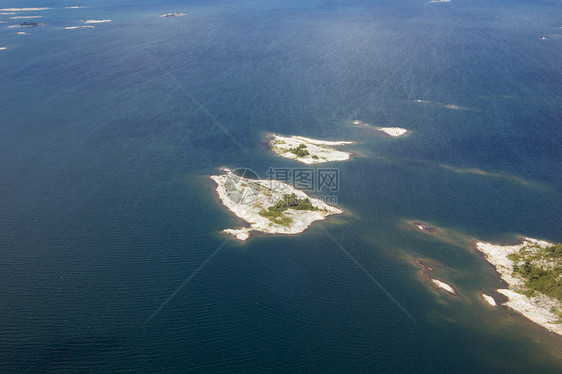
[475, 238, 562, 335]
[211, 168, 343, 240]
[481, 293, 497, 306]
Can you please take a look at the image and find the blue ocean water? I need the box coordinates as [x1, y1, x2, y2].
[1, 0, 561, 372]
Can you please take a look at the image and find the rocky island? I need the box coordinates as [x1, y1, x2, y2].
[432, 279, 457, 295]
[475, 238, 562, 335]
[269, 134, 352, 164]
[211, 168, 342, 240]
[10, 21, 47, 27]
[160, 12, 187, 17]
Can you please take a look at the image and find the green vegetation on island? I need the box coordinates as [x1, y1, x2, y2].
[259, 193, 317, 226]
[289, 144, 310, 157]
[508, 243, 562, 303]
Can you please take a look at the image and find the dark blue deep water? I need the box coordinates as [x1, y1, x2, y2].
[1, 0, 561, 372]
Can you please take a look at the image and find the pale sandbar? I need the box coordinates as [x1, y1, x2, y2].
[444, 104, 463, 110]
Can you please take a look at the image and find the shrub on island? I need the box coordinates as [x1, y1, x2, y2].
[289, 144, 310, 157]
[259, 193, 317, 226]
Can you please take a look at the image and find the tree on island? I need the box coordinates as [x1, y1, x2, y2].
[289, 144, 310, 157]
[272, 193, 316, 211]
[509, 243, 562, 302]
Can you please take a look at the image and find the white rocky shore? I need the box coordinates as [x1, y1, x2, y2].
[481, 293, 497, 307]
[269, 134, 352, 164]
[432, 279, 456, 295]
[352, 120, 408, 137]
[475, 238, 562, 335]
[211, 168, 343, 240]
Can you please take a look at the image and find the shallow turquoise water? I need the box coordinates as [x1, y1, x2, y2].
[1, 1, 561, 372]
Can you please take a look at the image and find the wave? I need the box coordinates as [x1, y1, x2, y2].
[83, 19, 111, 24]
[10, 16, 43, 19]
[0, 7, 51, 11]
[64, 25, 95, 30]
